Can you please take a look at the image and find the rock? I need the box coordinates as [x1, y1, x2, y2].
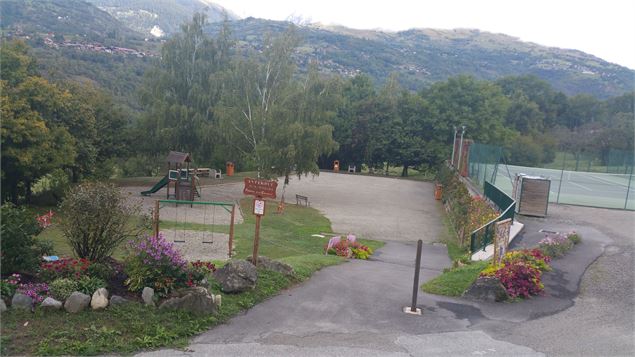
[41, 297, 63, 310]
[142, 287, 155, 306]
[110, 295, 130, 306]
[0, 298, 7, 312]
[213, 260, 258, 293]
[463, 276, 509, 302]
[64, 292, 91, 313]
[11, 293, 33, 310]
[247, 256, 294, 276]
[159, 287, 218, 314]
[91, 288, 109, 310]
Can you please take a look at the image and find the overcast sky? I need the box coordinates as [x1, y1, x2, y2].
[213, 0, 635, 70]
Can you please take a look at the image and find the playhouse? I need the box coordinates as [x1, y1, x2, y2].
[141, 151, 200, 200]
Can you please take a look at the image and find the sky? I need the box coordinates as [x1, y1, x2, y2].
[212, 0, 635, 70]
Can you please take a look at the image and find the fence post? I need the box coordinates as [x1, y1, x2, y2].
[556, 152, 566, 204]
[625, 165, 633, 210]
[404, 239, 423, 315]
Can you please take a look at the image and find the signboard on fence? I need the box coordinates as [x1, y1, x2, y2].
[243, 178, 278, 199]
[493, 218, 512, 264]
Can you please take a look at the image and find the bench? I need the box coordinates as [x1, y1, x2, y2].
[295, 194, 310, 207]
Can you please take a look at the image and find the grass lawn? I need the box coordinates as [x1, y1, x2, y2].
[6, 193, 383, 356]
[421, 260, 489, 296]
[422, 211, 489, 297]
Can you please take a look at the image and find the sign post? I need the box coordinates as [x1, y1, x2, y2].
[243, 178, 278, 267]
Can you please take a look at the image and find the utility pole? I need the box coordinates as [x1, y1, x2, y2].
[451, 125, 458, 167]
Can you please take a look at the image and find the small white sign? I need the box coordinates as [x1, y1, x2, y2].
[254, 199, 265, 216]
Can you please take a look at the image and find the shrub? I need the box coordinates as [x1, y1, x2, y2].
[76, 276, 107, 295]
[58, 182, 145, 262]
[539, 233, 573, 258]
[481, 249, 551, 299]
[502, 249, 551, 272]
[567, 231, 582, 245]
[1, 274, 21, 299]
[187, 261, 217, 287]
[124, 233, 188, 297]
[49, 278, 79, 301]
[0, 204, 44, 274]
[87, 261, 120, 281]
[39, 258, 91, 282]
[495, 261, 544, 299]
[324, 236, 373, 259]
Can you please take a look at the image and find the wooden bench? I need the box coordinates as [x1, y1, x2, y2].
[295, 194, 310, 207]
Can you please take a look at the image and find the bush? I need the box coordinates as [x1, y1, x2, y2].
[1, 274, 21, 299]
[187, 261, 217, 287]
[59, 182, 144, 262]
[124, 233, 188, 297]
[76, 276, 107, 295]
[324, 236, 373, 259]
[0, 204, 44, 274]
[539, 233, 574, 258]
[481, 249, 551, 299]
[567, 231, 582, 245]
[87, 261, 120, 281]
[49, 278, 79, 301]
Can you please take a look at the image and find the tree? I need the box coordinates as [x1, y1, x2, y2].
[217, 27, 337, 181]
[0, 42, 77, 203]
[138, 14, 233, 165]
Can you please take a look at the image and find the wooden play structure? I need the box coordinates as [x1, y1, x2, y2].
[141, 151, 200, 200]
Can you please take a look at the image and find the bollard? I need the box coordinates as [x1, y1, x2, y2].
[404, 239, 423, 315]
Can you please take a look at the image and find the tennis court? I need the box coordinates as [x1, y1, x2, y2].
[490, 165, 635, 210]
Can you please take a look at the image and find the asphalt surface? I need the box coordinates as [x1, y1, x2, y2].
[135, 173, 634, 356]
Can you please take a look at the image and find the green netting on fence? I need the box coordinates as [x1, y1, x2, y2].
[468, 143, 502, 187]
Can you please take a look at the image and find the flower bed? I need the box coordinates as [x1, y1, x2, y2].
[480, 249, 551, 299]
[324, 234, 374, 259]
[538, 231, 580, 258]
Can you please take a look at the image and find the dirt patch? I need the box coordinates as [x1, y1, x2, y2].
[162, 229, 231, 261]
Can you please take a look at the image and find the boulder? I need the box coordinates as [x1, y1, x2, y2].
[11, 293, 33, 310]
[463, 276, 509, 302]
[142, 287, 155, 306]
[91, 288, 109, 310]
[64, 292, 91, 313]
[247, 256, 294, 276]
[213, 260, 258, 293]
[110, 295, 130, 306]
[159, 287, 218, 314]
[1, 298, 7, 312]
[41, 297, 63, 310]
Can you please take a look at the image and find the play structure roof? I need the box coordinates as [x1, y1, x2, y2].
[166, 151, 191, 164]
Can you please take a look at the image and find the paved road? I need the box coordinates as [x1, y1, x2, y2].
[136, 173, 634, 356]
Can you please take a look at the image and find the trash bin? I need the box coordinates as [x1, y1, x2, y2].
[226, 162, 235, 176]
[434, 183, 443, 200]
[333, 160, 340, 173]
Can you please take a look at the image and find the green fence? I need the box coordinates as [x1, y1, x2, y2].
[468, 143, 503, 187]
[470, 181, 516, 253]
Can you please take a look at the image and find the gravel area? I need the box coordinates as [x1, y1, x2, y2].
[164, 230, 231, 262]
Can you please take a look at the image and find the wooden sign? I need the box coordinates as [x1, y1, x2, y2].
[493, 218, 512, 264]
[243, 178, 278, 199]
[253, 198, 266, 216]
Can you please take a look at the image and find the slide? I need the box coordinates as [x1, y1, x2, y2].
[141, 175, 169, 196]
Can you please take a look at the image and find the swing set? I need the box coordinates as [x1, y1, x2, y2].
[152, 199, 237, 258]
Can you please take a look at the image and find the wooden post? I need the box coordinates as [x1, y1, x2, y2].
[153, 200, 160, 238]
[252, 211, 262, 267]
[228, 204, 236, 257]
